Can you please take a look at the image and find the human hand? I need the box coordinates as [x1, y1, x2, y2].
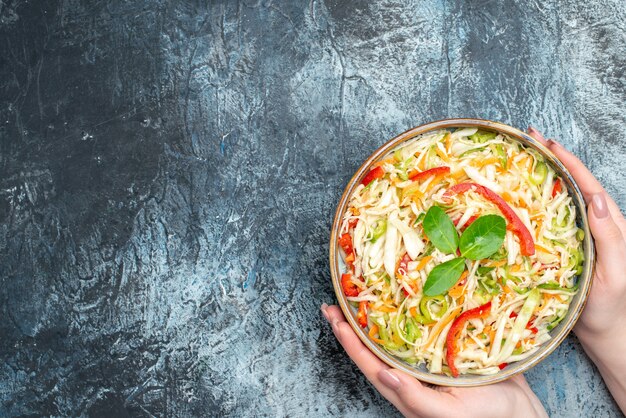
[527, 126, 626, 412]
[526, 127, 626, 340]
[321, 304, 547, 418]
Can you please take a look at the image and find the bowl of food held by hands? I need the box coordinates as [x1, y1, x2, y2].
[329, 118, 595, 386]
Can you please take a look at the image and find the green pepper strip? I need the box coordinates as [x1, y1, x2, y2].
[495, 144, 507, 168]
[405, 317, 422, 342]
[370, 219, 387, 243]
[420, 295, 448, 322]
[530, 161, 548, 185]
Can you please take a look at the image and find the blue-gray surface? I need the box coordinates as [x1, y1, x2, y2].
[1, 0, 625, 416]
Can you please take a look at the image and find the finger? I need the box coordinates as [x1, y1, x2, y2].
[382, 369, 453, 418]
[527, 126, 550, 146]
[588, 193, 626, 263]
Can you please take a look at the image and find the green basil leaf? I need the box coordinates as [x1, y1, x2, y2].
[459, 214, 506, 260]
[423, 257, 466, 296]
[423, 206, 459, 254]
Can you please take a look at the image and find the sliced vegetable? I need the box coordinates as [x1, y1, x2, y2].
[446, 301, 492, 377]
[420, 295, 449, 322]
[338, 233, 354, 255]
[383, 222, 398, 280]
[443, 183, 535, 256]
[530, 161, 548, 185]
[496, 289, 541, 363]
[370, 219, 387, 243]
[361, 166, 385, 186]
[405, 317, 422, 341]
[341, 273, 360, 297]
[495, 144, 507, 168]
[409, 166, 451, 182]
[551, 178, 562, 197]
[469, 130, 497, 143]
[357, 301, 368, 328]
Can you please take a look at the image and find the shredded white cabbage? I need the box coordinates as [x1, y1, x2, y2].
[339, 128, 583, 377]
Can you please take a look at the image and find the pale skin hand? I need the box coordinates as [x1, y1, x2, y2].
[527, 127, 626, 413]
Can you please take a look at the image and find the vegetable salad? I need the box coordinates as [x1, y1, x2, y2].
[338, 128, 584, 377]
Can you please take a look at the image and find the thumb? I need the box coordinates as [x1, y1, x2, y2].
[588, 193, 626, 262]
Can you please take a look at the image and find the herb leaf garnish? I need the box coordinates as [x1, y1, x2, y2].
[423, 257, 466, 296]
[423, 206, 459, 254]
[459, 214, 506, 260]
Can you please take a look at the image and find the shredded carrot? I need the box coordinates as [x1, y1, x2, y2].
[376, 305, 397, 313]
[418, 154, 427, 171]
[471, 157, 500, 168]
[409, 306, 418, 318]
[534, 243, 552, 253]
[409, 188, 424, 199]
[416, 256, 433, 271]
[510, 264, 522, 273]
[374, 158, 394, 168]
[517, 198, 528, 209]
[424, 175, 445, 193]
[501, 191, 514, 203]
[368, 324, 386, 344]
[448, 271, 469, 299]
[424, 307, 462, 349]
[451, 170, 466, 180]
[444, 132, 452, 154]
[484, 259, 507, 268]
[435, 147, 450, 162]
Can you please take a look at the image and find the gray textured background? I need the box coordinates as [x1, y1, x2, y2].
[1, 0, 625, 416]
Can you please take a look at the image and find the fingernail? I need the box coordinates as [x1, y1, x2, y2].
[331, 319, 342, 342]
[592, 193, 609, 219]
[378, 369, 401, 390]
[321, 303, 330, 322]
[528, 125, 538, 134]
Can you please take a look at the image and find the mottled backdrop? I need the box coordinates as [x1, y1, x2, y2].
[1, 0, 625, 416]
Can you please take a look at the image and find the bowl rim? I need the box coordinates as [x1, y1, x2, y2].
[329, 118, 595, 387]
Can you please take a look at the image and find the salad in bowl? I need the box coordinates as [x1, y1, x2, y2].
[331, 119, 593, 385]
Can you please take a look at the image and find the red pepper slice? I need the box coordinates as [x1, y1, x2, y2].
[357, 301, 368, 328]
[338, 233, 353, 254]
[341, 273, 360, 297]
[551, 179, 562, 198]
[339, 233, 356, 267]
[397, 253, 412, 277]
[361, 166, 385, 186]
[347, 218, 359, 229]
[446, 301, 492, 378]
[397, 253, 413, 296]
[409, 166, 450, 182]
[498, 363, 508, 370]
[443, 183, 535, 256]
